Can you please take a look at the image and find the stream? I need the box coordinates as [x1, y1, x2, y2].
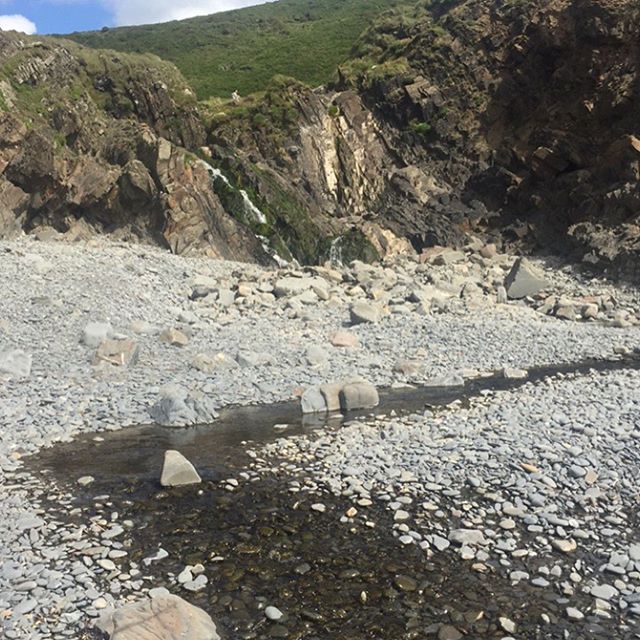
[28, 356, 640, 639]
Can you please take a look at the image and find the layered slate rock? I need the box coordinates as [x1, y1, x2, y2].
[0, 32, 271, 265]
[96, 593, 219, 640]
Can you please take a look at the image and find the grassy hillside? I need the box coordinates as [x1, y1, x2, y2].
[66, 0, 407, 100]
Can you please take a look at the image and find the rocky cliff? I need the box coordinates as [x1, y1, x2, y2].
[0, 31, 270, 262]
[207, 0, 640, 276]
[1, 0, 638, 275]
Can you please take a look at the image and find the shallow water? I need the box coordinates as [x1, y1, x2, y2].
[33, 355, 639, 482]
[29, 356, 640, 639]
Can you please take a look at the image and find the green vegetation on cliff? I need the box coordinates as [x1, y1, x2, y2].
[65, 0, 407, 100]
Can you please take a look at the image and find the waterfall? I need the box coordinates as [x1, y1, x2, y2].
[239, 190, 267, 225]
[197, 159, 231, 186]
[199, 159, 288, 266]
[329, 235, 344, 266]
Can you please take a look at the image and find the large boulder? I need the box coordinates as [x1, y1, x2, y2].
[96, 593, 219, 640]
[149, 386, 218, 426]
[504, 258, 548, 299]
[160, 450, 201, 487]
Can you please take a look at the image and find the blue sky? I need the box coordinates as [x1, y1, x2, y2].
[0, 1, 269, 35]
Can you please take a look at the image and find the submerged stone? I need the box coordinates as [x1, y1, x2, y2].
[96, 593, 219, 639]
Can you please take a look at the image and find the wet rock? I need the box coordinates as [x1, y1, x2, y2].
[0, 348, 32, 378]
[590, 584, 618, 600]
[438, 624, 463, 640]
[160, 450, 201, 487]
[449, 529, 485, 546]
[552, 539, 577, 554]
[394, 575, 417, 591]
[265, 605, 284, 621]
[504, 258, 548, 299]
[300, 386, 327, 414]
[93, 339, 139, 367]
[566, 607, 584, 620]
[339, 382, 379, 411]
[96, 593, 220, 640]
[149, 385, 217, 426]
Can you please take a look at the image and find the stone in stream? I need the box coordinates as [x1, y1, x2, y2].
[320, 382, 343, 412]
[449, 529, 485, 546]
[160, 450, 201, 487]
[0, 348, 32, 378]
[96, 593, 220, 639]
[504, 258, 548, 299]
[339, 382, 379, 411]
[566, 607, 584, 620]
[93, 339, 139, 367]
[350, 301, 382, 324]
[552, 539, 577, 554]
[300, 386, 327, 414]
[590, 584, 618, 600]
[265, 606, 284, 621]
[502, 367, 527, 380]
[438, 625, 463, 640]
[149, 385, 217, 426]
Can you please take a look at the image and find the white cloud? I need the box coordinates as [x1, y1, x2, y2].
[105, 0, 270, 26]
[0, 14, 37, 34]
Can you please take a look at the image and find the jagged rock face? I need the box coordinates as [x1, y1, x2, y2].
[209, 0, 640, 273]
[0, 32, 270, 264]
[2, 0, 638, 273]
